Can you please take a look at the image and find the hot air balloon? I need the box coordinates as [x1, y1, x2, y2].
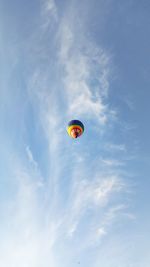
[67, 120, 84, 139]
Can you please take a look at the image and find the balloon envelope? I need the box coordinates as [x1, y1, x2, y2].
[67, 120, 84, 139]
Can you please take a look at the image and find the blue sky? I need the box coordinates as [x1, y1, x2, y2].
[0, 0, 150, 266]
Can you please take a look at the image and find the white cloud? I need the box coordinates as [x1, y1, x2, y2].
[105, 143, 126, 152]
[97, 227, 106, 237]
[101, 204, 126, 227]
[26, 146, 38, 169]
[101, 158, 125, 167]
[21, 1, 130, 261]
[63, 175, 125, 243]
[42, 0, 58, 24]
[58, 21, 112, 123]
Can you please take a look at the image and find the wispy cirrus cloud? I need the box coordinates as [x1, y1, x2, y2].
[26, 0, 131, 254]
[58, 20, 112, 123]
[41, 0, 58, 27]
[62, 175, 125, 241]
[26, 146, 38, 169]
